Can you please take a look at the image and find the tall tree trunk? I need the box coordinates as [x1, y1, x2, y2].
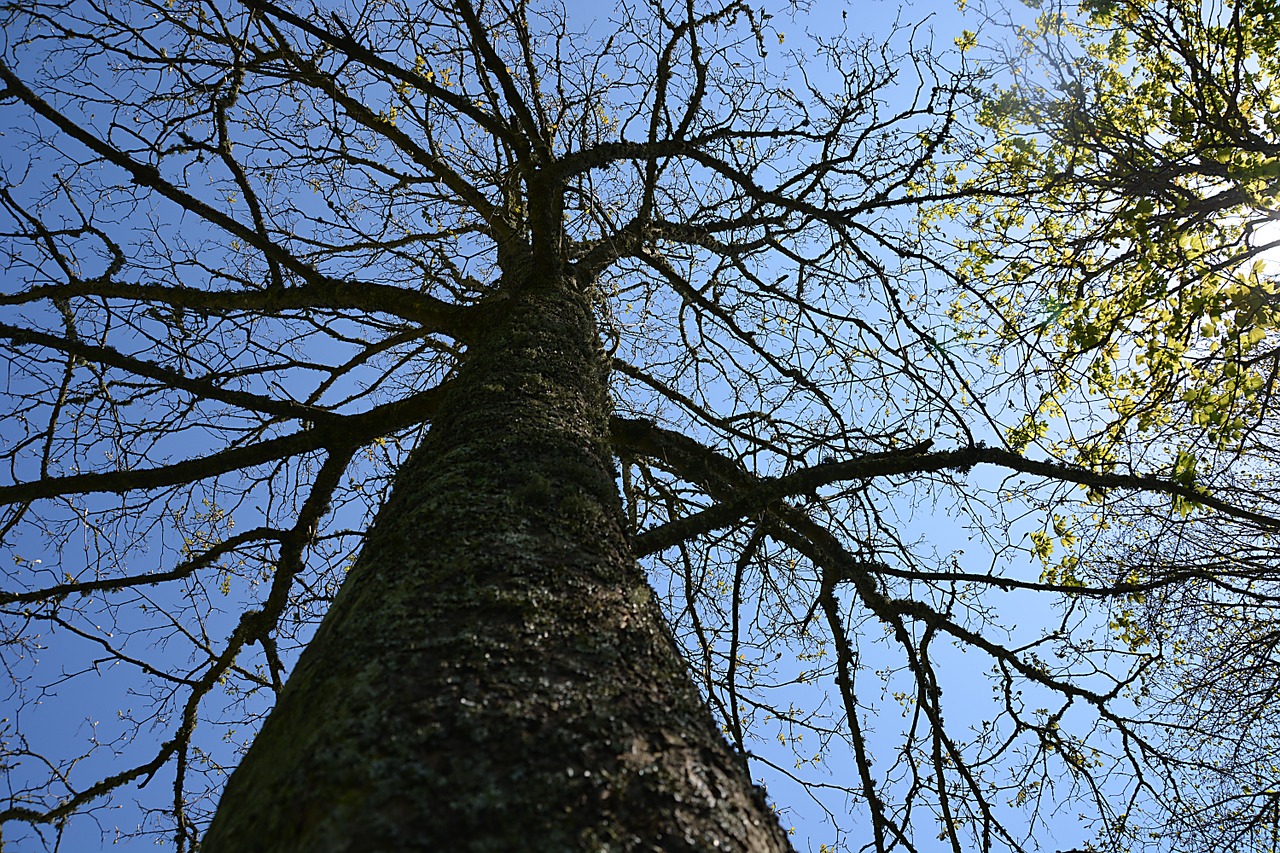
[202, 267, 792, 852]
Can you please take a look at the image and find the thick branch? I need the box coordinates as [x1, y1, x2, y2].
[0, 384, 447, 505]
[0, 322, 337, 424]
[613, 418, 1280, 554]
[1, 279, 468, 336]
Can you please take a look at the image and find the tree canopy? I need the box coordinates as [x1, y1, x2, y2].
[2, 0, 1280, 850]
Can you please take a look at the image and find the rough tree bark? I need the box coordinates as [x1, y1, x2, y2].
[201, 262, 792, 851]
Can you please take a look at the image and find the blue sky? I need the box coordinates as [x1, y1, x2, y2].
[0, 1, 1159, 851]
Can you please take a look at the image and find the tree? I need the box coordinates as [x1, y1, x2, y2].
[944, 0, 1280, 849]
[2, 0, 1279, 851]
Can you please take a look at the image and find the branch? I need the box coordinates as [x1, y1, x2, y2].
[612, 417, 1280, 556]
[0, 60, 469, 335]
[0, 384, 447, 506]
[0, 526, 286, 606]
[0, 278, 467, 335]
[0, 322, 337, 425]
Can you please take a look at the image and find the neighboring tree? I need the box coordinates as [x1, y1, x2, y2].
[1, 1, 1278, 852]
[947, 0, 1280, 849]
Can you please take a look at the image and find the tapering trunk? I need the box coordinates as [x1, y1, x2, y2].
[203, 267, 792, 852]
